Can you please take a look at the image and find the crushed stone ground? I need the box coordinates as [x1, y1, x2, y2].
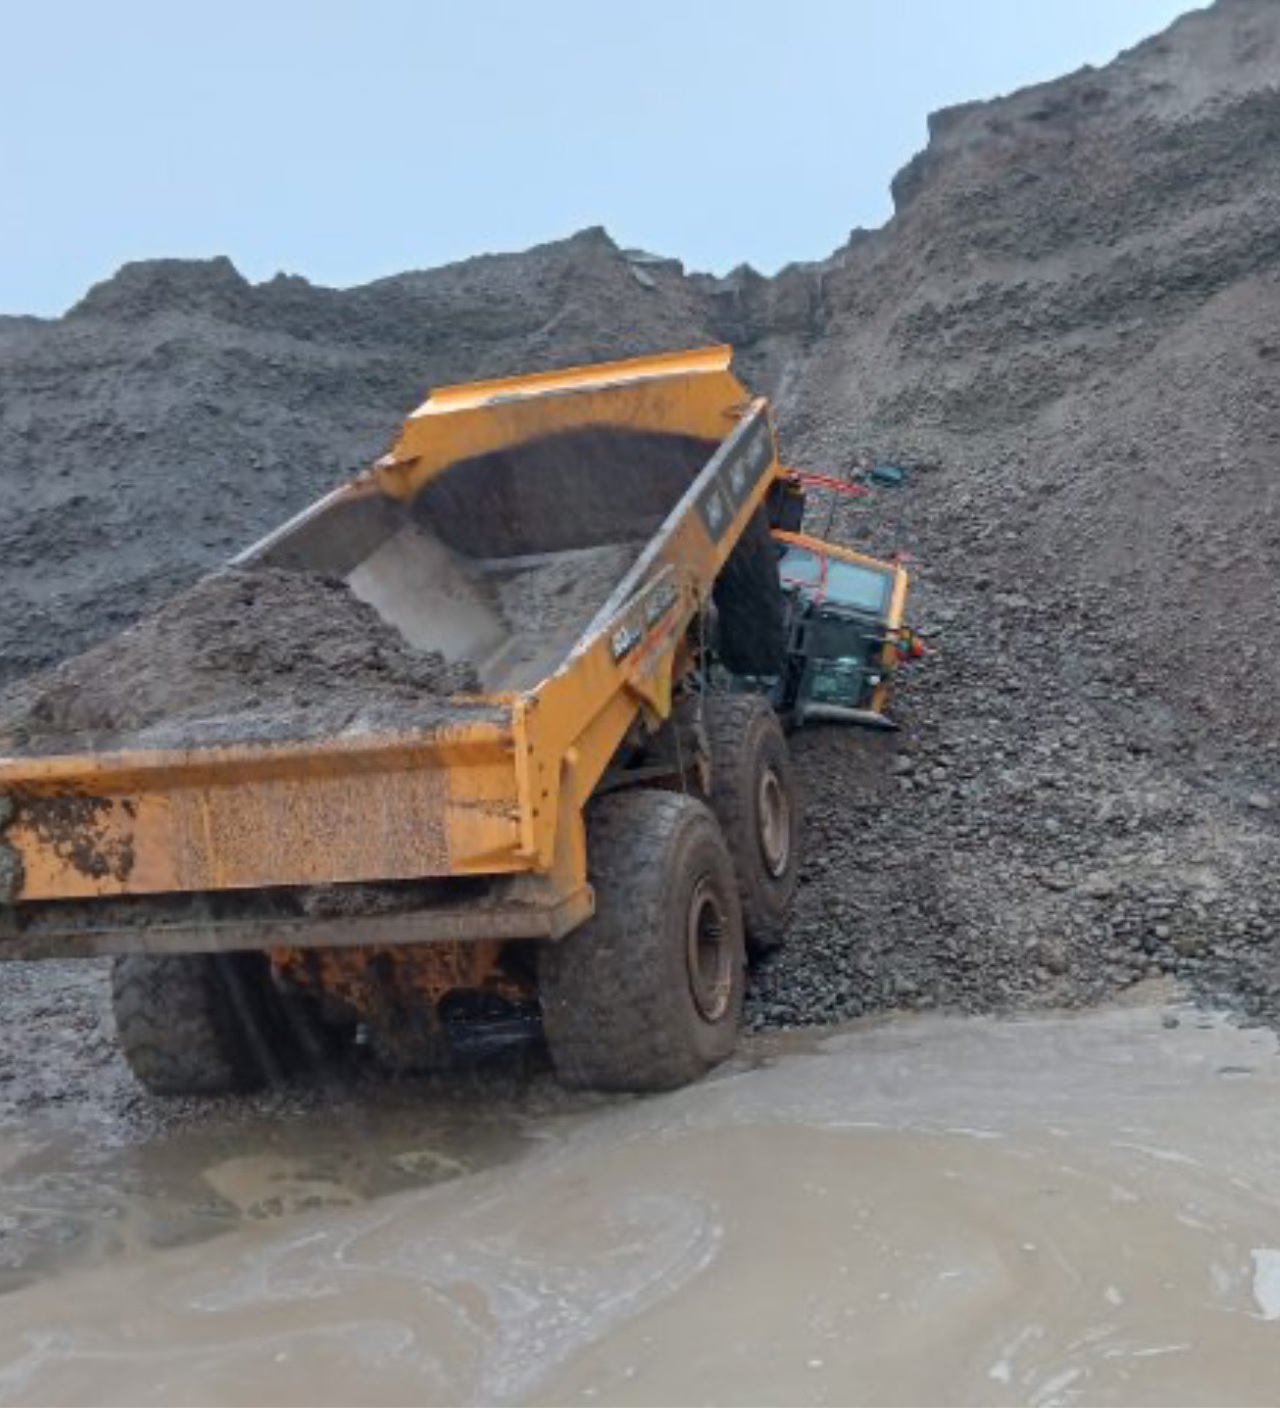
[745, 472, 1280, 1033]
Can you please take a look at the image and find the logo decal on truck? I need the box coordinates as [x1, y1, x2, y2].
[610, 572, 682, 663]
[696, 408, 774, 543]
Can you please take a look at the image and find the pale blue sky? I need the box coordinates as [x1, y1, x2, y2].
[1, 0, 1195, 316]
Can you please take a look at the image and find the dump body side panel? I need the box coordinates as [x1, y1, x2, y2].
[518, 401, 782, 874]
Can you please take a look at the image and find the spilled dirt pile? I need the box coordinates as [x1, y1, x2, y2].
[747, 467, 1280, 1033]
[0, 568, 482, 753]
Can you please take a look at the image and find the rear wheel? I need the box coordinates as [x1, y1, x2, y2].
[112, 952, 288, 1095]
[539, 790, 745, 1092]
[701, 694, 799, 954]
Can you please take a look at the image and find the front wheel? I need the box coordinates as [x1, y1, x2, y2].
[539, 790, 745, 1092]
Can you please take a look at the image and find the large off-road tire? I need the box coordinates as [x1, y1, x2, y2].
[539, 790, 745, 1092]
[713, 506, 786, 676]
[111, 952, 287, 1095]
[701, 695, 799, 954]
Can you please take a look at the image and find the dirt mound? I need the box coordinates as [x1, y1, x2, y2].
[0, 568, 483, 752]
[747, 471, 1280, 1032]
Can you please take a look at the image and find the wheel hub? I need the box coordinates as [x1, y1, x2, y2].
[757, 767, 791, 879]
[686, 876, 733, 1022]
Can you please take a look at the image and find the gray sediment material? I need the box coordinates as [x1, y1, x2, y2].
[0, 567, 487, 755]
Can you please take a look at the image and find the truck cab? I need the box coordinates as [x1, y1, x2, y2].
[767, 531, 912, 727]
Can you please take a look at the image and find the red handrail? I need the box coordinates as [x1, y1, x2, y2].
[785, 469, 871, 498]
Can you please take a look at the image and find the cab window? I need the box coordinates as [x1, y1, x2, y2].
[823, 559, 892, 615]
[777, 544, 822, 587]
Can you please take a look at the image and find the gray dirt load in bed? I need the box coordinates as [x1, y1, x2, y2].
[0, 567, 485, 755]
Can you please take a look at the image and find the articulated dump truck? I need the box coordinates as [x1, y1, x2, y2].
[0, 346, 912, 1095]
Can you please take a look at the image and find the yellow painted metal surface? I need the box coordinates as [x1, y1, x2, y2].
[516, 419, 782, 875]
[3, 720, 522, 901]
[372, 345, 749, 502]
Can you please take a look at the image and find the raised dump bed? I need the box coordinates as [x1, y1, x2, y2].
[0, 346, 815, 1094]
[0, 346, 776, 907]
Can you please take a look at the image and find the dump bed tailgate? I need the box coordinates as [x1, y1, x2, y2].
[0, 706, 522, 903]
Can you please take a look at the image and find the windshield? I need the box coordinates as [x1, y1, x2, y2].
[823, 558, 892, 615]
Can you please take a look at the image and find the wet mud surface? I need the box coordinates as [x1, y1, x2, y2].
[2, 999, 1280, 1406]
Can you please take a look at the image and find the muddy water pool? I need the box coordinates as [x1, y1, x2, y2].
[2, 1001, 1280, 1405]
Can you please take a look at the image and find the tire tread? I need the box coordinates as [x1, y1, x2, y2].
[701, 694, 799, 953]
[539, 790, 743, 1091]
[112, 953, 274, 1095]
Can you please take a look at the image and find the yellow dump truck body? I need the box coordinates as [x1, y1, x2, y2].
[0, 346, 784, 954]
